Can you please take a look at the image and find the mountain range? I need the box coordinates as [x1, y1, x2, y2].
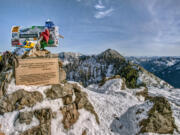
[59, 50, 180, 88]
[59, 49, 172, 89]
[127, 56, 180, 88]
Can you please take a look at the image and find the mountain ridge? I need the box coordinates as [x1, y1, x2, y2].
[59, 49, 172, 89]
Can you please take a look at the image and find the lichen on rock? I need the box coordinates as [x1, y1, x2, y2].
[21, 108, 52, 135]
[73, 84, 100, 125]
[0, 89, 43, 114]
[59, 83, 100, 129]
[60, 103, 79, 129]
[18, 111, 34, 125]
[45, 84, 73, 99]
[62, 95, 73, 105]
[139, 96, 178, 134]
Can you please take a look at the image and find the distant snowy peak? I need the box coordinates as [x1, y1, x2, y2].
[127, 56, 180, 88]
[59, 49, 125, 64]
[157, 61, 180, 88]
[98, 49, 125, 60]
[159, 61, 180, 73]
[167, 61, 180, 71]
[127, 56, 180, 72]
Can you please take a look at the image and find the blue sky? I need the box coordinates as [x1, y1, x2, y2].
[0, 0, 180, 56]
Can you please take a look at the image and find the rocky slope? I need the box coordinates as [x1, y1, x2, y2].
[156, 62, 180, 88]
[127, 56, 180, 88]
[0, 49, 179, 135]
[60, 49, 172, 89]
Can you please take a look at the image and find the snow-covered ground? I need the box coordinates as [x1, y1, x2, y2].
[0, 79, 180, 135]
[138, 68, 172, 89]
[86, 79, 180, 135]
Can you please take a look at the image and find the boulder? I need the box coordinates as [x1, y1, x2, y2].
[74, 91, 88, 109]
[139, 96, 178, 134]
[74, 89, 100, 125]
[22, 108, 52, 135]
[45, 83, 73, 99]
[19, 111, 33, 125]
[59, 68, 66, 83]
[72, 83, 82, 93]
[0, 89, 43, 114]
[60, 103, 79, 129]
[0, 51, 18, 72]
[0, 70, 13, 98]
[62, 95, 73, 105]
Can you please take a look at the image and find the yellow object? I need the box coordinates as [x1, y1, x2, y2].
[24, 41, 35, 48]
[0, 56, 2, 62]
[12, 26, 20, 32]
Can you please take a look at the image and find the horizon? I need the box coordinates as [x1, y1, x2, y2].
[0, 0, 180, 56]
[59, 49, 180, 57]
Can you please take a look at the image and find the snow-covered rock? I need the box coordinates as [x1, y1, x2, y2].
[0, 76, 180, 135]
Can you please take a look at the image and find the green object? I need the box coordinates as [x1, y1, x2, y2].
[40, 41, 48, 50]
[48, 40, 54, 45]
[38, 26, 45, 29]
[0, 56, 2, 62]
[31, 26, 35, 29]
[32, 26, 45, 29]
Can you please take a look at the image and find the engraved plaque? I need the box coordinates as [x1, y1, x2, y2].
[15, 58, 59, 85]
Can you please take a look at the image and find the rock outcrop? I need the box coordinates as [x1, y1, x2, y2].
[59, 83, 100, 129]
[0, 89, 43, 114]
[73, 84, 100, 124]
[60, 103, 79, 129]
[45, 83, 73, 99]
[18, 111, 34, 125]
[21, 108, 52, 135]
[0, 51, 17, 98]
[139, 96, 178, 134]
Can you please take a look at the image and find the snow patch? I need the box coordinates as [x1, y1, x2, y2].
[7, 78, 51, 98]
[0, 111, 19, 135]
[88, 78, 123, 94]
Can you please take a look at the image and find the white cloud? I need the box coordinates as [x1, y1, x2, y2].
[94, 8, 114, 19]
[142, 0, 180, 48]
[95, 4, 105, 9]
[94, 0, 105, 9]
